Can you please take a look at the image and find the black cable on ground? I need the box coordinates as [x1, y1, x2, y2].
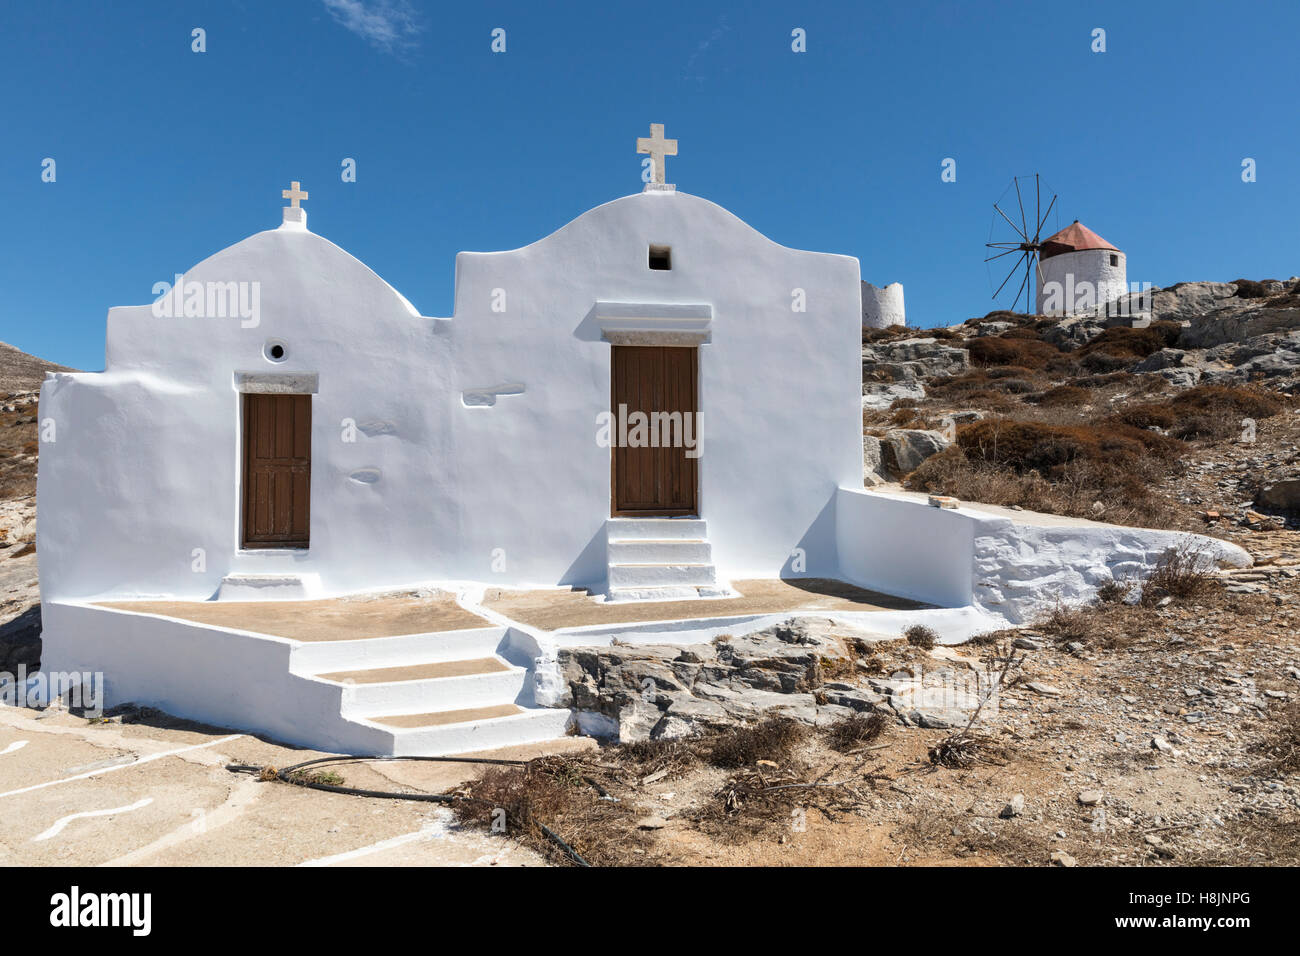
[225, 754, 591, 867]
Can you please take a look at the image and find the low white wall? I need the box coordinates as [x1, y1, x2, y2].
[972, 521, 1249, 624]
[835, 488, 975, 607]
[835, 488, 1251, 624]
[40, 602, 392, 754]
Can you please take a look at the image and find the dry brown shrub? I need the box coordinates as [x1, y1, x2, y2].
[904, 624, 938, 649]
[823, 712, 890, 752]
[955, 418, 1180, 475]
[1183, 816, 1300, 866]
[928, 732, 1007, 768]
[1038, 603, 1095, 645]
[697, 765, 867, 842]
[1168, 384, 1284, 420]
[927, 370, 992, 394]
[905, 448, 1176, 526]
[450, 755, 653, 866]
[1076, 323, 1182, 361]
[983, 365, 1036, 380]
[1232, 278, 1269, 299]
[1253, 702, 1300, 776]
[614, 738, 699, 777]
[704, 717, 808, 769]
[967, 336, 1063, 370]
[1032, 385, 1091, 407]
[1140, 544, 1220, 605]
[1105, 403, 1178, 430]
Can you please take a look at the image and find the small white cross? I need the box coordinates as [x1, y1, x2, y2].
[281, 181, 309, 208]
[636, 123, 677, 185]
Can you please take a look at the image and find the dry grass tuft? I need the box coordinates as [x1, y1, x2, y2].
[904, 624, 938, 649]
[1253, 702, 1300, 776]
[1140, 544, 1220, 605]
[613, 738, 699, 778]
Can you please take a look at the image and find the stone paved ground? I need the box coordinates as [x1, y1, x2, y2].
[0, 702, 594, 866]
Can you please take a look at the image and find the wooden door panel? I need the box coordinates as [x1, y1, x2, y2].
[242, 394, 311, 548]
[611, 345, 698, 515]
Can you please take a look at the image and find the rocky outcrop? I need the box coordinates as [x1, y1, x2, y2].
[861, 337, 972, 410]
[1180, 305, 1300, 349]
[883, 428, 951, 476]
[551, 617, 988, 741]
[863, 435, 889, 486]
[1042, 314, 1106, 348]
[1151, 282, 1241, 323]
[861, 381, 926, 410]
[861, 337, 970, 381]
[1256, 479, 1300, 512]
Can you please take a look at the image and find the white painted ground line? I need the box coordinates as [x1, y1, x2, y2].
[33, 798, 154, 842]
[297, 819, 447, 867]
[0, 734, 244, 800]
[0, 740, 28, 756]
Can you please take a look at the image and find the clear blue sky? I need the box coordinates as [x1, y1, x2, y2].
[2, 0, 1297, 371]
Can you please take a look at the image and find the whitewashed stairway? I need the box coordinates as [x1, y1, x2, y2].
[604, 518, 729, 602]
[291, 625, 572, 755]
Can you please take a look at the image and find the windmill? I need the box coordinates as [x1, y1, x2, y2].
[984, 174, 1058, 313]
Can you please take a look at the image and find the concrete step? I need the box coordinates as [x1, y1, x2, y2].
[607, 538, 711, 563]
[606, 518, 706, 540]
[321, 655, 529, 718]
[290, 626, 508, 676]
[217, 572, 320, 601]
[605, 585, 706, 603]
[367, 706, 575, 756]
[608, 563, 717, 588]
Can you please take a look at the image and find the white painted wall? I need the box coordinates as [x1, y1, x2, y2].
[1036, 249, 1127, 316]
[41, 602, 393, 754]
[836, 488, 1250, 623]
[37, 191, 863, 601]
[861, 281, 905, 328]
[835, 489, 975, 607]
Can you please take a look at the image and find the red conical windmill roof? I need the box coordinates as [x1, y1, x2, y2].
[1040, 220, 1119, 260]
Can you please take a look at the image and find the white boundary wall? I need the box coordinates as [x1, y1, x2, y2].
[835, 489, 1250, 624]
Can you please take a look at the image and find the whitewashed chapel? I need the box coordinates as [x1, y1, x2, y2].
[35, 128, 1244, 754]
[37, 126, 862, 607]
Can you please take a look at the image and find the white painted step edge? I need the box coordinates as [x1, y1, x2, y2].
[608, 539, 712, 563]
[339, 666, 530, 718]
[375, 708, 576, 757]
[290, 626, 509, 675]
[606, 518, 707, 540]
[608, 563, 717, 587]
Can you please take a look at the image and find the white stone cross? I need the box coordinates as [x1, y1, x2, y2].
[281, 181, 309, 208]
[636, 123, 677, 185]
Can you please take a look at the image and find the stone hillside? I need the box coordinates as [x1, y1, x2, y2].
[861, 277, 1300, 533]
[0, 340, 74, 395]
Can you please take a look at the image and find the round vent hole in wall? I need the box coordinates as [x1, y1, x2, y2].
[264, 340, 287, 363]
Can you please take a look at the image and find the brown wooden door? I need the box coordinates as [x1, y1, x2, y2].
[241, 394, 311, 548]
[611, 345, 698, 516]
